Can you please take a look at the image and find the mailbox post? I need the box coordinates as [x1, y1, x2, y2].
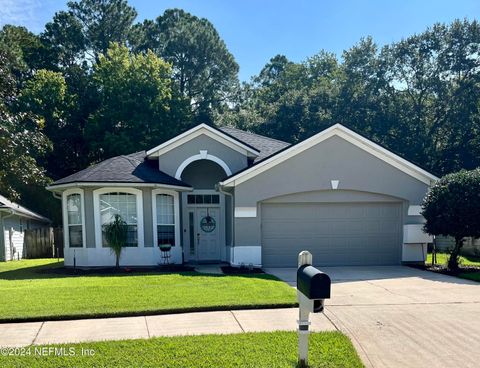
[297, 251, 331, 367]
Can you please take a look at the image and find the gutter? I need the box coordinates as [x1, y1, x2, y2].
[215, 183, 235, 263]
[46, 182, 193, 192]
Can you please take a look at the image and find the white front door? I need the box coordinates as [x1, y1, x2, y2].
[196, 207, 221, 261]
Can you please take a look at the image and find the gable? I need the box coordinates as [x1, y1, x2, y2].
[146, 124, 260, 158]
[220, 124, 438, 187]
[157, 134, 250, 179]
[234, 135, 431, 205]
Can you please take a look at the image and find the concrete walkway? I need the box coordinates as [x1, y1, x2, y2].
[266, 266, 480, 368]
[0, 308, 335, 347]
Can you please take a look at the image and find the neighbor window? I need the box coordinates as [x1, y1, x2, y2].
[67, 193, 83, 247]
[100, 192, 138, 247]
[155, 194, 175, 247]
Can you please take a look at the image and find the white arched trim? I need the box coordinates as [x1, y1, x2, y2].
[175, 150, 232, 179]
[151, 189, 180, 249]
[93, 187, 144, 248]
[62, 188, 86, 248]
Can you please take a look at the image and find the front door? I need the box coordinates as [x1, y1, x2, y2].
[195, 207, 221, 261]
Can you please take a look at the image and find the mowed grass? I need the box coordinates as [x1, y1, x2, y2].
[0, 331, 363, 368]
[426, 252, 480, 282]
[0, 259, 296, 321]
[426, 252, 480, 267]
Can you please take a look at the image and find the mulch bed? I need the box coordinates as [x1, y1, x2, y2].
[411, 263, 480, 277]
[221, 266, 265, 275]
[36, 264, 195, 276]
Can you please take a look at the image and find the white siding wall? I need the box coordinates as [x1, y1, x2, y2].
[436, 236, 480, 257]
[3, 216, 25, 260]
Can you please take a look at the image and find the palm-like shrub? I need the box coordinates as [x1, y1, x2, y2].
[422, 169, 480, 270]
[103, 214, 128, 268]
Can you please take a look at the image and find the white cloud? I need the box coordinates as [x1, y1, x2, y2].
[0, 0, 47, 32]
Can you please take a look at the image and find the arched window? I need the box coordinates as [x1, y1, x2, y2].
[93, 188, 144, 248]
[62, 189, 85, 248]
[152, 189, 179, 248]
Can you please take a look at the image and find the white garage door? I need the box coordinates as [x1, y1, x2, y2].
[261, 202, 402, 267]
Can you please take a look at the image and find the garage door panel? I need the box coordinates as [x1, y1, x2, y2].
[261, 202, 402, 267]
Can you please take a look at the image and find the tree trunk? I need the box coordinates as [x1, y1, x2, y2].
[116, 254, 120, 269]
[448, 237, 464, 271]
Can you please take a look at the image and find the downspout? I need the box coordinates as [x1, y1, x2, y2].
[215, 183, 234, 263]
[0, 209, 15, 261]
[51, 192, 62, 200]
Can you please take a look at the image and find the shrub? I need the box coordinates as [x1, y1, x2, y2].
[422, 169, 480, 270]
[103, 214, 128, 268]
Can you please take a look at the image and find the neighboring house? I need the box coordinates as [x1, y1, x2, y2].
[47, 123, 437, 268]
[0, 195, 51, 261]
[436, 236, 480, 257]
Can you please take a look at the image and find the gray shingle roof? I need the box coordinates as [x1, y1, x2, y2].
[51, 126, 290, 188]
[0, 194, 51, 222]
[219, 126, 290, 162]
[51, 151, 190, 188]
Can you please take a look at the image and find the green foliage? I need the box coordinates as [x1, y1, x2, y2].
[224, 52, 339, 142]
[0, 25, 46, 75]
[103, 214, 128, 268]
[422, 169, 480, 269]
[68, 0, 137, 57]
[86, 43, 189, 159]
[0, 49, 51, 199]
[132, 8, 239, 122]
[41, 11, 86, 68]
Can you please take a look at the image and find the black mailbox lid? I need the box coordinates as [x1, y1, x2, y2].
[297, 265, 331, 299]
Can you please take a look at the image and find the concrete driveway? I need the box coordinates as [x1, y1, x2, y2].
[265, 266, 480, 368]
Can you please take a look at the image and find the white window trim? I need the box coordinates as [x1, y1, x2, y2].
[93, 187, 144, 248]
[175, 150, 232, 179]
[152, 189, 180, 249]
[62, 188, 86, 248]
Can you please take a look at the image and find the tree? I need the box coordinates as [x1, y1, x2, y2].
[132, 9, 239, 122]
[86, 43, 189, 160]
[422, 169, 480, 270]
[18, 70, 81, 178]
[68, 0, 137, 58]
[0, 49, 51, 199]
[227, 52, 340, 143]
[0, 25, 46, 76]
[41, 11, 86, 69]
[103, 214, 128, 268]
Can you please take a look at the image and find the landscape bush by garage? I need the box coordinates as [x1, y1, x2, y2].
[422, 169, 480, 270]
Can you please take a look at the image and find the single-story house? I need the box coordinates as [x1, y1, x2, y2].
[0, 194, 52, 261]
[47, 123, 436, 268]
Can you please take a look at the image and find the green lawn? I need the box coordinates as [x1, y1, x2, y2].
[426, 252, 480, 282]
[0, 331, 363, 368]
[426, 252, 480, 267]
[0, 259, 296, 321]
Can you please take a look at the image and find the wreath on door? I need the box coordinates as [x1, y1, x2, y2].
[200, 210, 216, 233]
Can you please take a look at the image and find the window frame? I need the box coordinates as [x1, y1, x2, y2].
[62, 188, 86, 248]
[93, 187, 144, 248]
[152, 189, 180, 249]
